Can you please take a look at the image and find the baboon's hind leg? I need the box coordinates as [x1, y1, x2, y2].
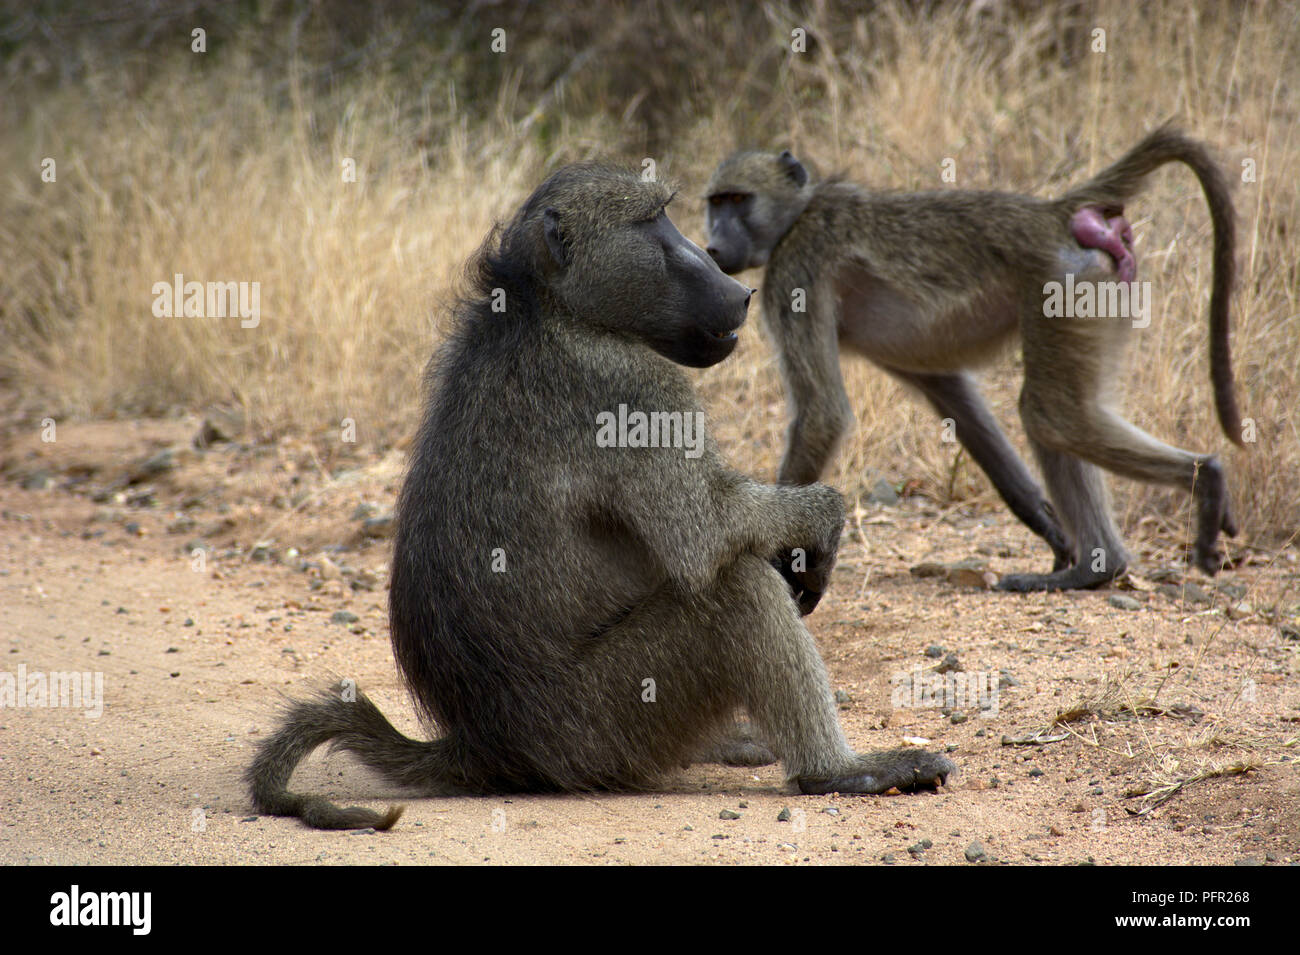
[1003, 405, 1237, 590]
[1059, 408, 1236, 574]
[997, 440, 1129, 591]
[577, 554, 953, 794]
[892, 369, 1074, 570]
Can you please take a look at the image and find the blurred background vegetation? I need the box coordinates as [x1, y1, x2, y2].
[2, 0, 1297, 545]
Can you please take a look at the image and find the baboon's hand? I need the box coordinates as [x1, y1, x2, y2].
[772, 543, 836, 614]
[771, 552, 829, 615]
[792, 483, 845, 558]
[774, 484, 845, 614]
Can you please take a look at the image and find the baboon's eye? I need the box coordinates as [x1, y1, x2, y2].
[708, 193, 747, 208]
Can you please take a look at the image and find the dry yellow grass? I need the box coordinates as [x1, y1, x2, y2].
[2, 0, 1297, 549]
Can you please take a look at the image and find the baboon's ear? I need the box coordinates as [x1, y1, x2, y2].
[542, 208, 567, 267]
[778, 150, 809, 188]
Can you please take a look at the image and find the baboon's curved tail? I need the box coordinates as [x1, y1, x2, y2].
[1060, 124, 1241, 446]
[246, 687, 460, 830]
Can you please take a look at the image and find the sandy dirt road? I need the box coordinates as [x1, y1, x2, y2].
[1, 421, 1296, 865]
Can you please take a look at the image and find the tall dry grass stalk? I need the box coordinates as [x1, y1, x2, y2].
[2, 0, 1297, 542]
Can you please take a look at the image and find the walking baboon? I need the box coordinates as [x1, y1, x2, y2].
[705, 125, 1240, 591]
[247, 162, 955, 830]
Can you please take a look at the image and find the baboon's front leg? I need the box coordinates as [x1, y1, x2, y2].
[766, 295, 855, 487]
[995, 441, 1129, 592]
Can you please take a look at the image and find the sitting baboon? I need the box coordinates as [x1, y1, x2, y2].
[247, 162, 955, 829]
[705, 126, 1240, 591]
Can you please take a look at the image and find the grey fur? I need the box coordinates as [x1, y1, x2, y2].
[246, 161, 955, 829]
[705, 125, 1240, 591]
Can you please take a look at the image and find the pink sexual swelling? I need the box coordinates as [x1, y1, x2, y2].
[1070, 205, 1137, 283]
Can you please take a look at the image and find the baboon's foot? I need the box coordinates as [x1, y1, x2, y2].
[695, 724, 778, 767]
[797, 749, 955, 796]
[1194, 545, 1226, 577]
[1194, 456, 1235, 575]
[705, 739, 778, 767]
[996, 561, 1127, 592]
